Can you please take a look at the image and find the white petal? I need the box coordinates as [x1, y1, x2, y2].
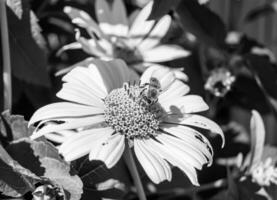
[138, 15, 171, 51]
[161, 125, 213, 165]
[157, 134, 205, 170]
[55, 57, 94, 76]
[57, 82, 104, 107]
[95, 0, 113, 26]
[164, 114, 225, 147]
[76, 36, 108, 58]
[160, 95, 209, 114]
[90, 59, 131, 92]
[29, 102, 104, 125]
[62, 66, 107, 98]
[99, 23, 129, 38]
[140, 65, 175, 91]
[134, 139, 171, 184]
[141, 140, 172, 182]
[111, 0, 128, 27]
[249, 110, 265, 171]
[172, 69, 189, 82]
[98, 0, 128, 37]
[60, 127, 114, 161]
[57, 42, 82, 55]
[145, 139, 199, 186]
[128, 1, 155, 47]
[159, 80, 190, 102]
[141, 45, 190, 62]
[64, 6, 104, 38]
[45, 129, 75, 144]
[89, 134, 125, 168]
[31, 115, 105, 139]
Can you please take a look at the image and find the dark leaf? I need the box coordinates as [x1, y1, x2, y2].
[245, 4, 276, 22]
[228, 75, 271, 114]
[6, 138, 62, 176]
[74, 158, 128, 200]
[245, 54, 277, 100]
[6, 136, 82, 200]
[0, 145, 38, 197]
[176, 0, 226, 47]
[29, 11, 47, 49]
[7, 0, 46, 49]
[148, 0, 180, 20]
[6, 0, 50, 87]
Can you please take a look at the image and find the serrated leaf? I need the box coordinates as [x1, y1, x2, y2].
[7, 0, 46, 49]
[176, 0, 226, 46]
[6, 0, 50, 87]
[6, 137, 83, 199]
[30, 11, 47, 49]
[0, 145, 38, 197]
[0, 111, 34, 142]
[6, 138, 62, 176]
[41, 158, 83, 200]
[148, 0, 180, 20]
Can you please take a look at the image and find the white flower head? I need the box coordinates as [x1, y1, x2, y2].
[225, 31, 243, 45]
[198, 0, 209, 5]
[60, 0, 190, 73]
[29, 59, 224, 186]
[204, 67, 236, 97]
[251, 158, 277, 186]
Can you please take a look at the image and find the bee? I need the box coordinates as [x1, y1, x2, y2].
[140, 77, 162, 105]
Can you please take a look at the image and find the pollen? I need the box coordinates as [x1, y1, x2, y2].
[104, 83, 162, 139]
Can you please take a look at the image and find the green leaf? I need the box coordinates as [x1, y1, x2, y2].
[0, 111, 34, 142]
[7, 0, 46, 48]
[148, 0, 180, 20]
[245, 3, 277, 22]
[7, 138, 83, 200]
[0, 144, 38, 197]
[73, 158, 127, 200]
[6, 0, 50, 87]
[176, 0, 226, 47]
[245, 54, 277, 100]
[6, 138, 61, 176]
[41, 158, 83, 200]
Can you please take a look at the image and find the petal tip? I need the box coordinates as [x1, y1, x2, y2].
[64, 6, 72, 13]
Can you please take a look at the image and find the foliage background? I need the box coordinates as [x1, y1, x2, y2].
[1, 0, 277, 199]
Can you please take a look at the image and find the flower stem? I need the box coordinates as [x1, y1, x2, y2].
[0, 0, 12, 111]
[124, 146, 147, 200]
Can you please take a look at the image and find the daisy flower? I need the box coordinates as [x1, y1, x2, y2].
[59, 0, 190, 74]
[29, 59, 224, 185]
[204, 67, 236, 97]
[219, 110, 277, 187]
[251, 157, 277, 186]
[244, 111, 277, 187]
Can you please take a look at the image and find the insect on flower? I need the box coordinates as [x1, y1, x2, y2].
[29, 59, 224, 185]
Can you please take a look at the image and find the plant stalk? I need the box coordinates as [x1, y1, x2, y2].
[124, 146, 147, 200]
[0, 0, 12, 111]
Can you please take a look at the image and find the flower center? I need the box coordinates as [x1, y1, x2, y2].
[113, 42, 142, 64]
[104, 82, 163, 139]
